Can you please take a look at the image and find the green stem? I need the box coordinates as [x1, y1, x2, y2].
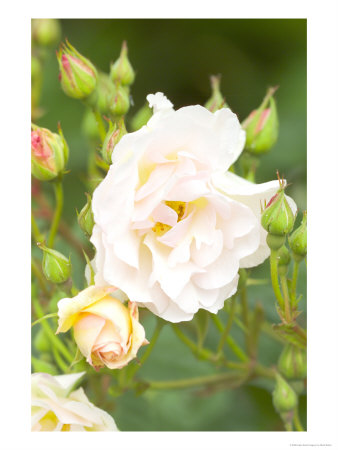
[280, 274, 292, 323]
[217, 297, 236, 354]
[147, 371, 244, 391]
[93, 109, 107, 143]
[127, 320, 164, 381]
[291, 261, 299, 307]
[31, 313, 58, 327]
[31, 213, 44, 243]
[32, 296, 73, 364]
[31, 259, 49, 296]
[172, 324, 216, 361]
[211, 315, 248, 362]
[293, 407, 305, 431]
[48, 179, 63, 248]
[240, 286, 250, 353]
[285, 422, 293, 432]
[270, 249, 285, 309]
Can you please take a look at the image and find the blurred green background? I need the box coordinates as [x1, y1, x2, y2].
[33, 18, 307, 431]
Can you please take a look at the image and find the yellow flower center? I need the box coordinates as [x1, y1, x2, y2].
[152, 201, 186, 236]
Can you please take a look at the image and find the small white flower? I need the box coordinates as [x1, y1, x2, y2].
[89, 93, 296, 322]
[31, 372, 118, 431]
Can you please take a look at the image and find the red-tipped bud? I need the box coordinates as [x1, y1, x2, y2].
[57, 40, 97, 100]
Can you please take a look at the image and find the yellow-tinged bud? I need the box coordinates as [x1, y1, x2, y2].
[242, 87, 279, 155]
[289, 211, 307, 262]
[57, 40, 97, 100]
[204, 75, 227, 112]
[278, 344, 307, 380]
[110, 41, 135, 86]
[32, 19, 61, 47]
[38, 243, 71, 284]
[31, 124, 68, 181]
[77, 193, 95, 237]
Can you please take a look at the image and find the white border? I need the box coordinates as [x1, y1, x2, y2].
[1, 1, 338, 449]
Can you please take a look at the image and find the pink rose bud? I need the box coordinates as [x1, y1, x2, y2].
[57, 40, 98, 100]
[56, 286, 148, 370]
[31, 124, 68, 181]
[242, 86, 279, 154]
[101, 118, 127, 164]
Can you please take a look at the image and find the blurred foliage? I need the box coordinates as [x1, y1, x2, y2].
[32, 18, 306, 431]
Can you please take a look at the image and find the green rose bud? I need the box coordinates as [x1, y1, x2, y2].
[110, 41, 135, 86]
[101, 118, 127, 164]
[77, 193, 95, 237]
[130, 102, 153, 131]
[278, 344, 307, 380]
[31, 124, 68, 181]
[57, 40, 97, 100]
[204, 75, 227, 112]
[289, 211, 307, 262]
[242, 86, 279, 155]
[31, 19, 61, 47]
[86, 72, 117, 115]
[277, 245, 291, 276]
[109, 84, 130, 118]
[272, 373, 298, 414]
[261, 181, 296, 247]
[38, 243, 71, 284]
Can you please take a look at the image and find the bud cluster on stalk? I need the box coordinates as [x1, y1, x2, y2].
[31, 124, 69, 181]
[108, 41, 135, 118]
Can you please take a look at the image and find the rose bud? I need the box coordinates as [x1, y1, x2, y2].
[108, 84, 130, 118]
[31, 124, 69, 181]
[31, 19, 61, 48]
[56, 286, 148, 370]
[77, 193, 95, 237]
[272, 372, 298, 414]
[130, 102, 153, 131]
[242, 86, 279, 155]
[204, 75, 227, 112]
[31, 372, 118, 431]
[278, 344, 307, 380]
[101, 118, 127, 164]
[38, 243, 72, 284]
[110, 41, 135, 86]
[289, 211, 307, 262]
[261, 180, 296, 250]
[57, 40, 98, 100]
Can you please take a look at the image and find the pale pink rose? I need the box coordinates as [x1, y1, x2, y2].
[31, 372, 118, 431]
[89, 93, 296, 322]
[56, 286, 148, 370]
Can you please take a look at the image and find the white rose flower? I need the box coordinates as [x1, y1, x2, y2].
[90, 93, 296, 322]
[31, 372, 118, 431]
